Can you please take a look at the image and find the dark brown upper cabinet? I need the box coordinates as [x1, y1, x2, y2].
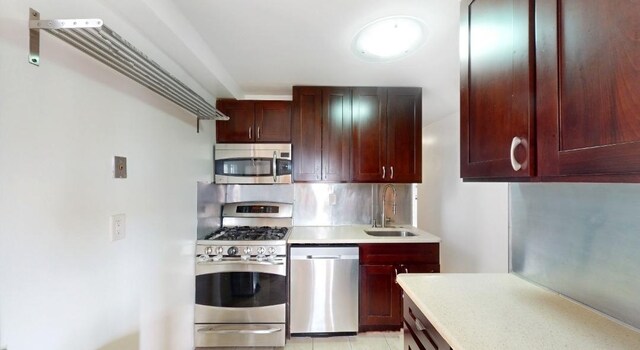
[216, 99, 291, 143]
[352, 87, 422, 183]
[536, 0, 640, 179]
[462, 0, 640, 182]
[292, 86, 351, 182]
[460, 0, 536, 180]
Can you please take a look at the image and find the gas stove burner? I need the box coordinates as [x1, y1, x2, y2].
[204, 226, 289, 241]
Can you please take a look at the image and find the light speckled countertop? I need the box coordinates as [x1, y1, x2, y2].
[288, 225, 441, 244]
[397, 273, 640, 350]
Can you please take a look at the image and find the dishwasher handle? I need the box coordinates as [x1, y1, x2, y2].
[306, 255, 341, 259]
[291, 254, 359, 260]
[290, 246, 359, 260]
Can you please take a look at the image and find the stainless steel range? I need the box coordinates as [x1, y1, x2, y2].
[194, 201, 292, 349]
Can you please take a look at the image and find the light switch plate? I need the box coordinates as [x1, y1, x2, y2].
[113, 156, 127, 178]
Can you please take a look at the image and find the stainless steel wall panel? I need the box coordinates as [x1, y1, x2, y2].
[373, 184, 414, 227]
[330, 184, 374, 225]
[226, 184, 294, 203]
[510, 183, 640, 329]
[198, 183, 414, 233]
[293, 184, 333, 226]
[197, 182, 225, 239]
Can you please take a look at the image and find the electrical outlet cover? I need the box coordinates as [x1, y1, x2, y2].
[110, 214, 126, 241]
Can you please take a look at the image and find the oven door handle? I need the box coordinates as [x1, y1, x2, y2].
[197, 327, 282, 334]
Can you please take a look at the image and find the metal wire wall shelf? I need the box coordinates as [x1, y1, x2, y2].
[28, 8, 229, 131]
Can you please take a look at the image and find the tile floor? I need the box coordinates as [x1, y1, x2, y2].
[221, 331, 402, 350]
[286, 332, 402, 350]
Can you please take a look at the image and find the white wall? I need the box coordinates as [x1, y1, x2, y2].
[0, 1, 215, 349]
[417, 113, 509, 273]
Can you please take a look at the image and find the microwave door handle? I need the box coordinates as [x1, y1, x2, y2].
[273, 151, 277, 182]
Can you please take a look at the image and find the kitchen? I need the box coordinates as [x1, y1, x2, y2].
[1, 0, 639, 350]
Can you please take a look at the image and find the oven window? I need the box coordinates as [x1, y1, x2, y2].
[196, 272, 286, 308]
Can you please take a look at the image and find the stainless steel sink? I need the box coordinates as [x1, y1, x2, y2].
[364, 230, 417, 237]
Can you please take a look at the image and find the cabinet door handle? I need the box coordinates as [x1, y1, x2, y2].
[257, 126, 261, 140]
[394, 267, 398, 284]
[404, 267, 409, 273]
[382, 166, 386, 179]
[510, 136, 523, 171]
[249, 126, 253, 140]
[390, 166, 394, 179]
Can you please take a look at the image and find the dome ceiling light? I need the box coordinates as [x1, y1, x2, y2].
[352, 16, 427, 62]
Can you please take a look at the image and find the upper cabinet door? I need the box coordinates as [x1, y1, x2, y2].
[460, 0, 535, 179]
[292, 87, 323, 182]
[322, 87, 352, 182]
[386, 88, 422, 183]
[537, 0, 640, 177]
[255, 101, 292, 142]
[216, 100, 256, 143]
[352, 87, 387, 182]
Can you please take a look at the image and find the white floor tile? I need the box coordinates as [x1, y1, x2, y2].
[313, 336, 352, 350]
[348, 332, 389, 350]
[285, 336, 313, 350]
[284, 332, 401, 350]
[384, 331, 403, 350]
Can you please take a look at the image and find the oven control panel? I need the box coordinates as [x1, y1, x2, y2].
[196, 244, 286, 263]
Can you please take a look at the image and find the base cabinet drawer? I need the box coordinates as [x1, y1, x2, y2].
[403, 294, 452, 350]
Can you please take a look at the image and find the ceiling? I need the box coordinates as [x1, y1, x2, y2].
[104, 0, 460, 125]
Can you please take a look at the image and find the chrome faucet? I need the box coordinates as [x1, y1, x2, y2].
[381, 184, 397, 228]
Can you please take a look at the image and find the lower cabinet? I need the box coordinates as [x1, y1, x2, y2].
[403, 294, 452, 350]
[359, 243, 440, 332]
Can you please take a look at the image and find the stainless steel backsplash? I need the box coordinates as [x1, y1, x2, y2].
[197, 183, 415, 238]
[510, 183, 640, 329]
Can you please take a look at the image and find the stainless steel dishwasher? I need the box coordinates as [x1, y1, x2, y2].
[290, 245, 359, 335]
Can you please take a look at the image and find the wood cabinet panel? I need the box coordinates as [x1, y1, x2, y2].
[387, 88, 422, 182]
[352, 87, 422, 183]
[292, 87, 323, 181]
[292, 86, 351, 182]
[216, 100, 255, 143]
[255, 101, 291, 142]
[322, 87, 351, 182]
[359, 243, 440, 332]
[360, 243, 439, 265]
[460, 0, 535, 179]
[537, 0, 640, 177]
[216, 100, 291, 143]
[359, 264, 402, 329]
[352, 87, 387, 182]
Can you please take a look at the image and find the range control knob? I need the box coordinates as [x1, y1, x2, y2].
[227, 246, 238, 256]
[215, 246, 224, 255]
[204, 246, 213, 255]
[268, 247, 276, 255]
[243, 247, 252, 255]
[257, 247, 265, 255]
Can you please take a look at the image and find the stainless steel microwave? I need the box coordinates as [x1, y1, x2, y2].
[214, 144, 292, 184]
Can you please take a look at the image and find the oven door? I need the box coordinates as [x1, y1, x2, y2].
[195, 258, 287, 323]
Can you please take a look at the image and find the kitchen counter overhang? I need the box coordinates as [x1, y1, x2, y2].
[397, 273, 640, 350]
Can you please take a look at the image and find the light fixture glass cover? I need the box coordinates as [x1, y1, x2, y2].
[352, 16, 427, 62]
